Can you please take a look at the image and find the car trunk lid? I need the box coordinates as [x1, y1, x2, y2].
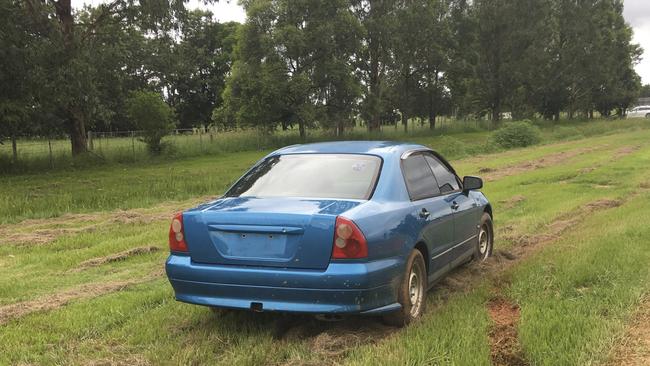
[182, 197, 362, 270]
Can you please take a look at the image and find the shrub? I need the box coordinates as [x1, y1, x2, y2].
[490, 120, 541, 149]
[126, 91, 176, 154]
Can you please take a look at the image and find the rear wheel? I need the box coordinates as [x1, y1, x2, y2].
[475, 213, 494, 261]
[382, 249, 427, 327]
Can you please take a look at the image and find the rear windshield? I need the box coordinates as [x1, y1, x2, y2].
[226, 154, 382, 200]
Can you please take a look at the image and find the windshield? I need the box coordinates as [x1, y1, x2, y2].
[226, 154, 382, 200]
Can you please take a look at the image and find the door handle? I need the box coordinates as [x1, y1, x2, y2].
[451, 201, 459, 210]
[419, 208, 430, 218]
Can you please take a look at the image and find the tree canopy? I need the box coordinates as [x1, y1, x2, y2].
[0, 0, 643, 152]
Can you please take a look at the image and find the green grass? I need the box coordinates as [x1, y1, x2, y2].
[1, 117, 648, 174]
[2, 119, 649, 225]
[511, 197, 650, 365]
[0, 123, 649, 365]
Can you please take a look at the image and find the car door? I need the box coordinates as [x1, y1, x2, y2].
[424, 154, 479, 261]
[401, 154, 455, 279]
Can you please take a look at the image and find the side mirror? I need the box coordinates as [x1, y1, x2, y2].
[463, 176, 483, 192]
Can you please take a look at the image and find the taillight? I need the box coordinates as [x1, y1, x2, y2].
[332, 216, 368, 259]
[169, 212, 188, 252]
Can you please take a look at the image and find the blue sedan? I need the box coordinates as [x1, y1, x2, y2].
[165, 141, 493, 326]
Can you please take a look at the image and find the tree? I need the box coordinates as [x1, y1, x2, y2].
[299, 0, 362, 134]
[353, 0, 397, 132]
[216, 0, 291, 134]
[126, 91, 176, 154]
[167, 12, 240, 129]
[219, 0, 361, 136]
[640, 84, 650, 98]
[22, 0, 199, 155]
[411, 0, 453, 129]
[388, 0, 422, 132]
[446, 0, 477, 119]
[470, 0, 513, 122]
[590, 0, 642, 117]
[0, 0, 32, 162]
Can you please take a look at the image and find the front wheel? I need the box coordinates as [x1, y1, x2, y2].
[383, 249, 427, 327]
[475, 212, 494, 261]
[645, 113, 650, 119]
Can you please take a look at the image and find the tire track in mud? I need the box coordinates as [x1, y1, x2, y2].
[440, 198, 623, 366]
[0, 268, 164, 326]
[562, 144, 646, 185]
[477, 146, 603, 182]
[487, 296, 527, 366]
[272, 198, 627, 365]
[68, 245, 160, 273]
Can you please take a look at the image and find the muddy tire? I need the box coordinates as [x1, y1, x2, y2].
[475, 212, 494, 261]
[382, 249, 427, 327]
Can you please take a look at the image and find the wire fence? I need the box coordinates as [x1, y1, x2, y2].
[0, 118, 490, 173]
[0, 128, 263, 169]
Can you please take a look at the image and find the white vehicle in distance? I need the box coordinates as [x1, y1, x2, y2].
[628, 105, 650, 119]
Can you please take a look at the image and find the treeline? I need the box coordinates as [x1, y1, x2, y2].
[1, 0, 239, 153]
[0, 0, 643, 154]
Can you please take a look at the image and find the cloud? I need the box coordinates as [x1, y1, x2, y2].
[624, 0, 650, 27]
[624, 1, 650, 83]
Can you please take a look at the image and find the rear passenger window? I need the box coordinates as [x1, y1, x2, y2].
[425, 155, 460, 194]
[402, 155, 440, 200]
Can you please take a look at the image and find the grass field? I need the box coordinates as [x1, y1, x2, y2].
[0, 117, 645, 174]
[1, 124, 649, 365]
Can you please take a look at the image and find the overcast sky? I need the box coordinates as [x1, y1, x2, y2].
[623, 0, 650, 84]
[74, 0, 650, 84]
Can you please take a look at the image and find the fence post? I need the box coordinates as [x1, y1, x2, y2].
[199, 130, 203, 152]
[11, 135, 17, 165]
[88, 131, 94, 150]
[48, 139, 54, 169]
[131, 131, 136, 161]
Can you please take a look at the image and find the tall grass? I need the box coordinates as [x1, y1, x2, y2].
[1, 118, 647, 174]
[0, 120, 490, 173]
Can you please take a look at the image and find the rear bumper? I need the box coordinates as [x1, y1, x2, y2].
[165, 254, 402, 314]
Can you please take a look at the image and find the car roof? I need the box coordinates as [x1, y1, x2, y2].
[269, 140, 428, 159]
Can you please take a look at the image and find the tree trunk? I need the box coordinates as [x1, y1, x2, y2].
[367, 37, 381, 132]
[11, 134, 17, 164]
[336, 121, 344, 137]
[429, 112, 436, 130]
[491, 107, 500, 124]
[69, 105, 87, 154]
[402, 111, 408, 133]
[298, 120, 306, 138]
[54, 0, 88, 155]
